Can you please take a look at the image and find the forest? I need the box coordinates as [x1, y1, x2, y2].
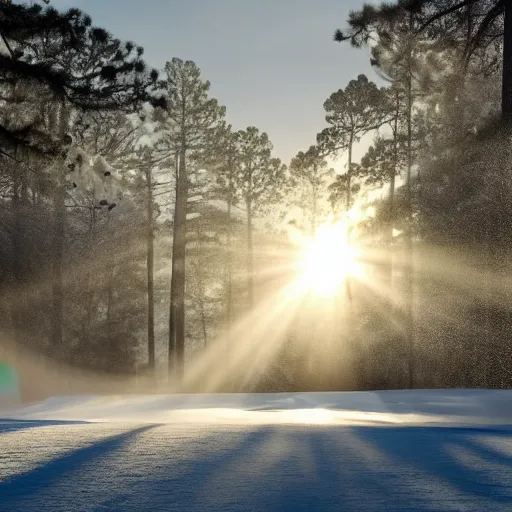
[0, 0, 511, 394]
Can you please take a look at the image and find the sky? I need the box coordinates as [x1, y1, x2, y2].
[48, 0, 379, 167]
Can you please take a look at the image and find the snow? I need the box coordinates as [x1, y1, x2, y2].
[65, 146, 121, 206]
[2, 389, 512, 426]
[1, 390, 512, 511]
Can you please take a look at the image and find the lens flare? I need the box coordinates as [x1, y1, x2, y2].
[299, 221, 360, 297]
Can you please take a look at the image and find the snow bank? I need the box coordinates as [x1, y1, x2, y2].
[1, 389, 512, 426]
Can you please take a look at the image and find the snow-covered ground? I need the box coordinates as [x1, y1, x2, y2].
[1, 390, 512, 511]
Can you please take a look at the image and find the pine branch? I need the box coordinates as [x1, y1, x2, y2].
[0, 32, 15, 59]
[417, 0, 479, 33]
[463, 0, 505, 66]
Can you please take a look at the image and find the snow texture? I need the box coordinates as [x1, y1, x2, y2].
[1, 390, 512, 511]
[65, 146, 121, 207]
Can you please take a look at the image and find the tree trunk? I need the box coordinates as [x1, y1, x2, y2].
[312, 165, 318, 238]
[503, 0, 512, 120]
[50, 102, 68, 351]
[10, 158, 25, 347]
[226, 194, 233, 329]
[146, 166, 155, 371]
[389, 90, 399, 244]
[345, 131, 355, 304]
[246, 197, 254, 309]
[84, 195, 97, 339]
[168, 153, 178, 375]
[388, 90, 400, 297]
[106, 250, 115, 342]
[169, 148, 187, 381]
[10, 94, 27, 348]
[200, 300, 208, 347]
[51, 181, 65, 349]
[346, 131, 354, 211]
[405, 14, 415, 389]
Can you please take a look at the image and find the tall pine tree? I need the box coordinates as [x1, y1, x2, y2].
[159, 58, 225, 380]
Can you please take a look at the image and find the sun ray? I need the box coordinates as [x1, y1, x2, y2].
[297, 220, 362, 297]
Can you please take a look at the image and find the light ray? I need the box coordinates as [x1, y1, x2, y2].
[297, 220, 362, 297]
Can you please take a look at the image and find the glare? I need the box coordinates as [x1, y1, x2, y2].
[348, 206, 363, 222]
[286, 408, 337, 424]
[299, 220, 360, 297]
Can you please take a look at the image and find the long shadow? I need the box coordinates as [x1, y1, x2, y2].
[183, 426, 312, 512]
[356, 425, 512, 505]
[0, 422, 272, 512]
[119, 426, 397, 512]
[194, 425, 512, 512]
[0, 424, 155, 505]
[109, 427, 274, 511]
[0, 419, 89, 434]
[261, 427, 393, 512]
[451, 427, 512, 467]
[3, 422, 511, 512]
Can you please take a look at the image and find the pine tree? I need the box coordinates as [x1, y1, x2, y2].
[0, 2, 164, 158]
[233, 127, 286, 308]
[334, 0, 509, 119]
[213, 126, 239, 330]
[1, 2, 165, 355]
[159, 58, 225, 380]
[124, 146, 160, 374]
[317, 75, 389, 211]
[289, 146, 333, 237]
[79, 112, 163, 374]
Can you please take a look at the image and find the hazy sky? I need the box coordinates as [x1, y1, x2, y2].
[50, 0, 377, 166]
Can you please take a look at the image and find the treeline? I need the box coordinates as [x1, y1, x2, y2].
[259, 0, 512, 392]
[0, 1, 290, 386]
[317, 0, 512, 390]
[1, 0, 512, 392]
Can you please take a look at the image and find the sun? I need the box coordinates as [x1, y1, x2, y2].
[298, 220, 360, 297]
